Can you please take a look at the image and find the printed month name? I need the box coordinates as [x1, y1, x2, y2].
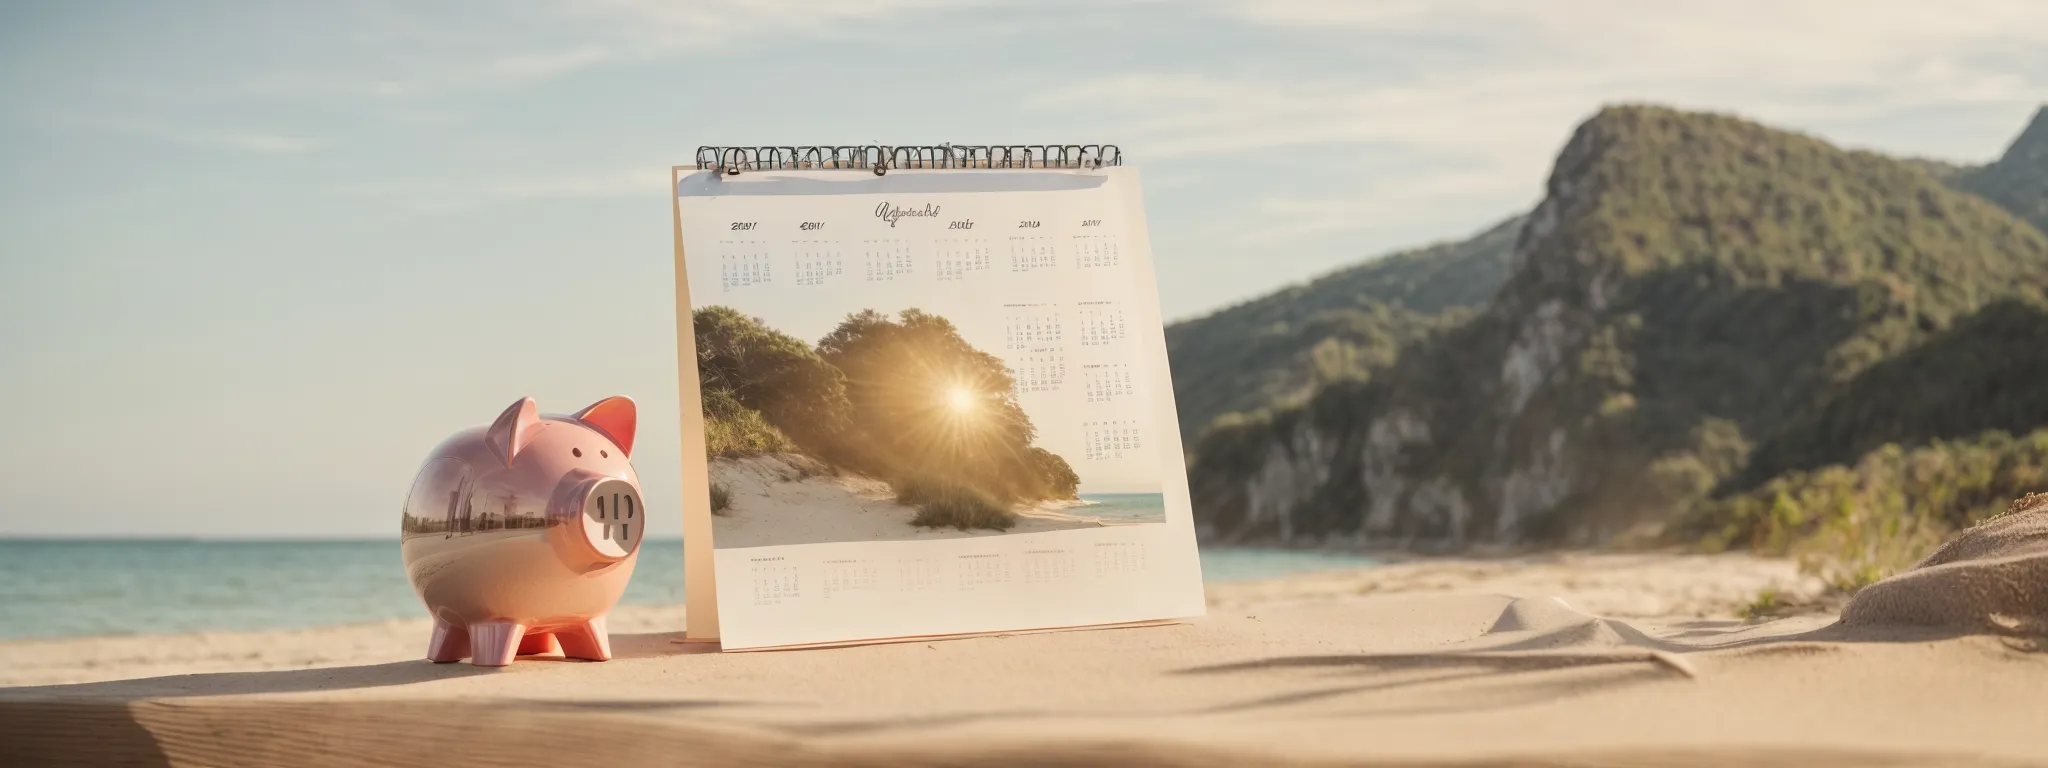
[875, 202, 941, 227]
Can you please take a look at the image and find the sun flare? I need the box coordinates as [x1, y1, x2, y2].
[945, 386, 976, 414]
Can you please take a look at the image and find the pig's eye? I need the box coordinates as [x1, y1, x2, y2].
[601, 450, 610, 458]
[572, 448, 583, 458]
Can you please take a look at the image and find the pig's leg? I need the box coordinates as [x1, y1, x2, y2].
[518, 631, 562, 657]
[557, 615, 612, 662]
[468, 621, 527, 667]
[426, 618, 470, 663]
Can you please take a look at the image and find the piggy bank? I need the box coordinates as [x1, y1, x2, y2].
[399, 396, 645, 666]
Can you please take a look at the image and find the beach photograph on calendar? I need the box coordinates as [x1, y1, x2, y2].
[691, 302, 1167, 549]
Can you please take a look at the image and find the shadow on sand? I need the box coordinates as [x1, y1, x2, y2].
[0, 632, 724, 767]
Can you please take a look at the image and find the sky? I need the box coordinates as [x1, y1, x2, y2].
[1, 0, 2044, 538]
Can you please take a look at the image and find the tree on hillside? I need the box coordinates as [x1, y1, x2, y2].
[817, 308, 1072, 502]
[1028, 447, 1081, 499]
[694, 306, 851, 453]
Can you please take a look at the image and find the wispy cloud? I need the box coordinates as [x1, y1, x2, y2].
[1213, 171, 1527, 248]
[1034, 70, 1597, 160]
[178, 130, 330, 155]
[233, 0, 983, 103]
[46, 112, 330, 155]
[1036, 0, 2048, 245]
[478, 168, 663, 200]
[345, 168, 665, 213]
[1214, 0, 2048, 117]
[1057, 1, 2048, 157]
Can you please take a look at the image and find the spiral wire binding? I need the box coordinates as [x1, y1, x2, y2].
[694, 145, 1122, 176]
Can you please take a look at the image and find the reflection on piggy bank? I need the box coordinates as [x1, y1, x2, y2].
[400, 395, 644, 666]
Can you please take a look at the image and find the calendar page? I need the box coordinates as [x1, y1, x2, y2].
[671, 166, 1204, 650]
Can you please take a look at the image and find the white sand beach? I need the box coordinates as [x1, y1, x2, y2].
[707, 454, 1128, 548]
[6, 498, 2047, 767]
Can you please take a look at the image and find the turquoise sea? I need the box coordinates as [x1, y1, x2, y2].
[1074, 492, 1168, 523]
[0, 539, 1374, 641]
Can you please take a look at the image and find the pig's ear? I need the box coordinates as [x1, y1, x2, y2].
[486, 397, 541, 467]
[573, 396, 637, 457]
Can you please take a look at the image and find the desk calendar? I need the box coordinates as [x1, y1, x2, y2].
[671, 148, 1204, 650]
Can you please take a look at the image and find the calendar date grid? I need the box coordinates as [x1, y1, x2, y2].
[1074, 301, 1130, 348]
[1081, 363, 1137, 404]
[791, 239, 846, 287]
[1082, 418, 1145, 461]
[718, 240, 774, 293]
[1071, 233, 1123, 269]
[861, 239, 915, 282]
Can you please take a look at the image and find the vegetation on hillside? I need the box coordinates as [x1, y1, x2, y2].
[1186, 103, 2048, 573]
[1164, 214, 1523, 441]
[1739, 296, 2048, 486]
[693, 306, 1079, 530]
[1684, 428, 2048, 592]
[694, 305, 852, 455]
[1952, 106, 2048, 235]
[699, 387, 795, 458]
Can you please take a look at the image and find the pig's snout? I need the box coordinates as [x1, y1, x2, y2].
[583, 477, 642, 555]
[549, 470, 644, 567]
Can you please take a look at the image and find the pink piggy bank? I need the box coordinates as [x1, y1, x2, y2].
[399, 396, 645, 666]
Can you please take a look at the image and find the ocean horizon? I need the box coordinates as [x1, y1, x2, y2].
[1074, 492, 1168, 524]
[0, 538, 1375, 641]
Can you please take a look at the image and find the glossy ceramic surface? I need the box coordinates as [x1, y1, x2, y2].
[399, 396, 645, 666]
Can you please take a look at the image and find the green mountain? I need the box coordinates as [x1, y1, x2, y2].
[1164, 215, 1523, 442]
[1162, 103, 2043, 461]
[1187, 104, 2048, 549]
[1952, 106, 2048, 235]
